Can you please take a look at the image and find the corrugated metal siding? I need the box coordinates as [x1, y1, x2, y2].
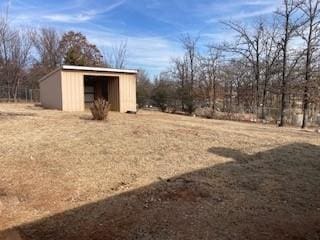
[108, 77, 120, 111]
[41, 69, 136, 112]
[119, 74, 137, 113]
[61, 71, 85, 111]
[39, 70, 62, 109]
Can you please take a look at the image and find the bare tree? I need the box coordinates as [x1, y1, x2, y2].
[222, 20, 265, 114]
[0, 12, 33, 101]
[132, 2, 320, 126]
[276, 0, 303, 126]
[298, 0, 320, 128]
[103, 41, 128, 69]
[261, 21, 282, 119]
[231, 59, 252, 111]
[200, 46, 222, 111]
[220, 62, 235, 113]
[33, 27, 61, 71]
[172, 56, 189, 111]
[180, 34, 199, 113]
[137, 69, 153, 107]
[112, 41, 127, 69]
[181, 35, 198, 92]
[0, 11, 15, 100]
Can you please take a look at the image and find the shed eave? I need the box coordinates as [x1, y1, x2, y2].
[62, 65, 138, 74]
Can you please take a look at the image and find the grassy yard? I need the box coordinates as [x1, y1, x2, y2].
[0, 103, 319, 240]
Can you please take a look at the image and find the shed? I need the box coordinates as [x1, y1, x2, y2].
[39, 65, 137, 112]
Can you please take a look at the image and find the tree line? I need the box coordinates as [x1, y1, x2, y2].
[1, 1, 320, 128]
[137, 0, 320, 128]
[0, 9, 127, 101]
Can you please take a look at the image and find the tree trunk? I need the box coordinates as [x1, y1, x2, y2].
[6, 80, 11, 102]
[229, 82, 233, 112]
[13, 79, 19, 103]
[279, 23, 289, 127]
[302, 85, 309, 129]
[213, 81, 216, 112]
[255, 44, 260, 117]
[261, 72, 268, 120]
[302, 10, 314, 129]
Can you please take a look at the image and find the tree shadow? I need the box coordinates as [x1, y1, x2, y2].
[79, 115, 93, 121]
[0, 112, 37, 118]
[24, 104, 43, 110]
[1, 143, 320, 240]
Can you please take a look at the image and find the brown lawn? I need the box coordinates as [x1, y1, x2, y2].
[0, 103, 319, 240]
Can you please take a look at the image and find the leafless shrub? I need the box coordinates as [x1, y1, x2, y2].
[90, 99, 111, 121]
[169, 106, 177, 114]
[195, 107, 214, 119]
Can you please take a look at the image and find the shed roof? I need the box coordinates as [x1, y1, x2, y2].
[62, 65, 138, 74]
[39, 65, 138, 83]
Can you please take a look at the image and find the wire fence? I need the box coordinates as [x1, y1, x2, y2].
[137, 97, 320, 127]
[0, 86, 40, 103]
[0, 85, 318, 127]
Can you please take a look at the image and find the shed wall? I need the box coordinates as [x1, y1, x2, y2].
[60, 70, 136, 112]
[119, 74, 137, 113]
[39, 71, 62, 110]
[61, 71, 85, 111]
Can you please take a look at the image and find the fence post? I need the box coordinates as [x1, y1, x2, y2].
[25, 88, 28, 103]
[29, 89, 33, 102]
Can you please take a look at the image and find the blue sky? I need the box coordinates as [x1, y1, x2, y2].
[2, 0, 280, 76]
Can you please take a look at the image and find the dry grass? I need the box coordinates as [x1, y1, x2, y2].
[0, 103, 319, 240]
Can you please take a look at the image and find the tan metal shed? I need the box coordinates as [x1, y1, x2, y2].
[39, 65, 137, 113]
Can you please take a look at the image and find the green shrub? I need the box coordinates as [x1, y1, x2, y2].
[90, 99, 111, 121]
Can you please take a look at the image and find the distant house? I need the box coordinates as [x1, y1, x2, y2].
[39, 65, 137, 113]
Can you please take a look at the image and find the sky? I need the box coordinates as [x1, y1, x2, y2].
[1, 0, 280, 76]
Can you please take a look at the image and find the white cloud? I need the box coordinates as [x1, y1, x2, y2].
[43, 13, 93, 23]
[40, 0, 127, 23]
[193, 0, 280, 23]
[85, 30, 183, 75]
[207, 5, 278, 23]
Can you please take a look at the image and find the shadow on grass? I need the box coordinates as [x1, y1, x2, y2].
[79, 115, 93, 121]
[0, 112, 37, 118]
[1, 143, 320, 240]
[24, 104, 43, 110]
